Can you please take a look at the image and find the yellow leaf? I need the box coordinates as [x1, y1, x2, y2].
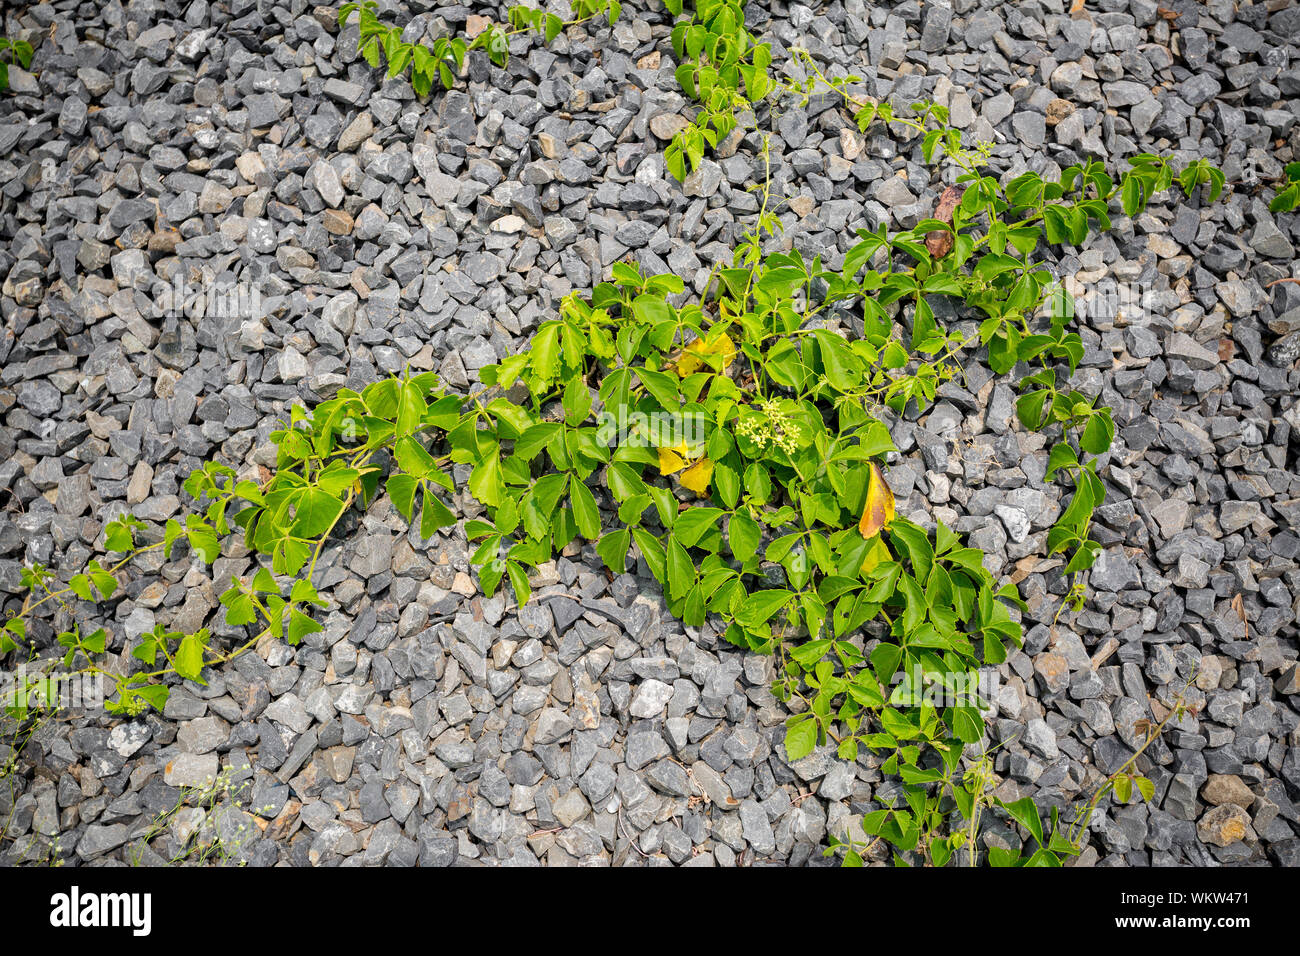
[860, 536, 891, 575]
[857, 461, 896, 540]
[657, 446, 688, 476]
[679, 457, 713, 494]
[675, 332, 736, 377]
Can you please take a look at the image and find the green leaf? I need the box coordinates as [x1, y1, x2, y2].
[287, 609, 323, 646]
[911, 296, 937, 349]
[394, 434, 437, 478]
[672, 507, 723, 548]
[292, 487, 345, 538]
[131, 684, 170, 713]
[935, 520, 958, 556]
[789, 639, 832, 669]
[411, 64, 432, 97]
[105, 518, 137, 553]
[674, 62, 697, 99]
[87, 564, 117, 599]
[735, 589, 792, 628]
[1269, 182, 1300, 214]
[1045, 442, 1078, 482]
[596, 528, 631, 572]
[988, 846, 1021, 867]
[1113, 773, 1133, 804]
[514, 422, 561, 461]
[1001, 796, 1044, 846]
[506, 561, 531, 607]
[132, 634, 159, 666]
[1016, 388, 1050, 431]
[898, 573, 926, 633]
[632, 293, 672, 325]
[784, 717, 818, 761]
[1023, 848, 1061, 867]
[931, 837, 953, 868]
[606, 462, 647, 502]
[81, 628, 107, 654]
[468, 450, 504, 507]
[1120, 175, 1142, 216]
[814, 330, 860, 391]
[290, 578, 326, 607]
[387, 473, 418, 521]
[185, 517, 221, 564]
[396, 379, 426, 435]
[222, 587, 257, 627]
[728, 511, 760, 562]
[569, 475, 601, 539]
[273, 537, 313, 577]
[420, 487, 456, 538]
[529, 322, 561, 387]
[950, 705, 984, 745]
[478, 559, 504, 597]
[544, 11, 563, 42]
[632, 526, 666, 583]
[888, 520, 933, 582]
[666, 533, 695, 601]
[758, 265, 807, 295]
[636, 367, 681, 411]
[174, 633, 208, 684]
[665, 142, 687, 182]
[1080, 408, 1114, 455]
[562, 376, 593, 423]
[69, 574, 93, 601]
[1133, 775, 1155, 802]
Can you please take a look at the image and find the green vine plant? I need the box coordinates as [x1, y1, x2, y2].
[0, 35, 33, 92]
[338, 0, 622, 96]
[661, 0, 772, 182]
[335, 0, 764, 182]
[1, 9, 1227, 868]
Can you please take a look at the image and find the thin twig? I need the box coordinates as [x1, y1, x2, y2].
[617, 808, 649, 858]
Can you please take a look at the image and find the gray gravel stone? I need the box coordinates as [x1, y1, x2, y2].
[3, 0, 1297, 872]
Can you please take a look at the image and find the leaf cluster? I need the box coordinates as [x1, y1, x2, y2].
[339, 0, 620, 96]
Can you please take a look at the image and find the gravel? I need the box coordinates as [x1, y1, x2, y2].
[0, 0, 1298, 868]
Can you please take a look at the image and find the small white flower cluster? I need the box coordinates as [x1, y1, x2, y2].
[737, 399, 799, 456]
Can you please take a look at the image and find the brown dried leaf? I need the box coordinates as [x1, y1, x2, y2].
[265, 798, 301, 842]
[1230, 593, 1248, 640]
[1010, 555, 1043, 585]
[1156, 6, 1180, 21]
[924, 184, 966, 259]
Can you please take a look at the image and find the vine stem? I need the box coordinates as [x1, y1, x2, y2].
[15, 542, 163, 622]
[1065, 674, 1195, 849]
[791, 49, 982, 182]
